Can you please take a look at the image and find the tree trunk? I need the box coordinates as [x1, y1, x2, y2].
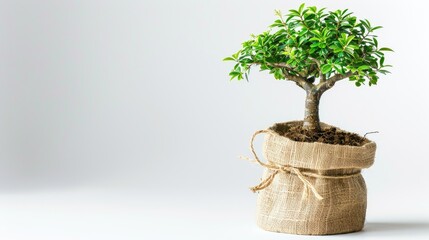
[303, 90, 321, 132]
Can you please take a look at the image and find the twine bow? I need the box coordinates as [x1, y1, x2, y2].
[244, 129, 362, 201]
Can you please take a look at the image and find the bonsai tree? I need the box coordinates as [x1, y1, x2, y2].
[224, 4, 392, 132]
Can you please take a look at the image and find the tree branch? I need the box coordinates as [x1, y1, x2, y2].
[327, 71, 353, 83]
[266, 62, 294, 71]
[255, 62, 310, 90]
[308, 57, 325, 82]
[281, 69, 310, 90]
[316, 71, 353, 92]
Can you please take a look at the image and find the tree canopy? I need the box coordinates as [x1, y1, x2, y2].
[224, 4, 392, 90]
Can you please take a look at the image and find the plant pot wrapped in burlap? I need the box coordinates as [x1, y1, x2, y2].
[247, 121, 376, 235]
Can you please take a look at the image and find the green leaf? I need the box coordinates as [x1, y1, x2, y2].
[223, 57, 235, 61]
[380, 56, 385, 66]
[373, 38, 378, 48]
[344, 46, 354, 55]
[299, 28, 309, 36]
[333, 64, 344, 74]
[358, 65, 370, 71]
[298, 3, 305, 14]
[321, 64, 332, 74]
[273, 68, 284, 79]
[229, 71, 241, 80]
[348, 44, 359, 49]
[379, 47, 394, 52]
[310, 30, 321, 37]
[374, 51, 384, 57]
[310, 42, 319, 48]
[289, 9, 300, 15]
[286, 14, 296, 22]
[298, 36, 308, 46]
[378, 69, 391, 74]
[270, 21, 284, 28]
[318, 43, 326, 48]
[345, 35, 355, 46]
[308, 6, 317, 13]
[305, 13, 316, 20]
[369, 75, 378, 86]
[232, 51, 241, 59]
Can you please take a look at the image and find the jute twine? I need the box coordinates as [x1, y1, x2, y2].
[244, 129, 363, 200]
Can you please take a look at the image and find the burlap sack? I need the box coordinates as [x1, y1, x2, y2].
[248, 121, 376, 235]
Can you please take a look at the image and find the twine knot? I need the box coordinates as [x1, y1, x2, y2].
[244, 129, 361, 201]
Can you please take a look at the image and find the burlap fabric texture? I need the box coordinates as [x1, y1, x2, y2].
[247, 121, 376, 235]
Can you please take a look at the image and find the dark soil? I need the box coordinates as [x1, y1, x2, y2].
[280, 125, 366, 146]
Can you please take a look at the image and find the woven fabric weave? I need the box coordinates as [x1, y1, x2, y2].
[254, 121, 376, 235]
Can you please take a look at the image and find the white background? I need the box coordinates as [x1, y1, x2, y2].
[0, 0, 428, 239]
